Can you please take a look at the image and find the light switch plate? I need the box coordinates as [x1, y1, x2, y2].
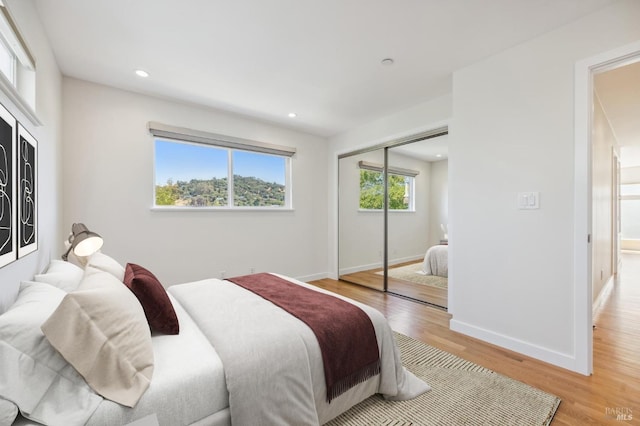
[517, 192, 539, 209]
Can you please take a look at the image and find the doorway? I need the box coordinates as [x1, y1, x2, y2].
[593, 59, 640, 302]
[575, 40, 640, 375]
[594, 59, 640, 259]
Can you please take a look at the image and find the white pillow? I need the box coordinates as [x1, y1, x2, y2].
[42, 266, 154, 407]
[0, 282, 102, 425]
[86, 252, 125, 281]
[0, 398, 18, 426]
[34, 259, 84, 292]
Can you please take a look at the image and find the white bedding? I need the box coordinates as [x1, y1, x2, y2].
[422, 244, 448, 277]
[11, 294, 229, 426]
[85, 294, 228, 426]
[168, 273, 429, 426]
[10, 274, 428, 426]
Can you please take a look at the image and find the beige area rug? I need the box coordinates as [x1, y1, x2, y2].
[326, 333, 561, 426]
[377, 263, 448, 289]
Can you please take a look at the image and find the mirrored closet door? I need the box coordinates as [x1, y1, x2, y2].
[338, 149, 385, 291]
[338, 130, 449, 309]
[387, 137, 449, 309]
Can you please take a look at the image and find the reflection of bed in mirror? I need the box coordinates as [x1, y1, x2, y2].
[421, 244, 448, 278]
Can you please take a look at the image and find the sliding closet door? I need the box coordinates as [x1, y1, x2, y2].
[386, 137, 449, 308]
[338, 149, 385, 291]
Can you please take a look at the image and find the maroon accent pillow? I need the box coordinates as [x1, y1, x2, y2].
[123, 263, 179, 335]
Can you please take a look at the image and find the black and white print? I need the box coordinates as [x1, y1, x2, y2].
[0, 102, 16, 268]
[17, 123, 36, 258]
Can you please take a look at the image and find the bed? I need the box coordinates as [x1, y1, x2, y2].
[1, 253, 429, 426]
[422, 244, 448, 278]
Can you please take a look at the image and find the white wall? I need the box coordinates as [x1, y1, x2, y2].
[0, 0, 63, 313]
[449, 0, 640, 372]
[62, 78, 328, 286]
[428, 160, 448, 248]
[328, 94, 452, 278]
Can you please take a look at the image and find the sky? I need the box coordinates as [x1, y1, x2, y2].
[155, 139, 285, 185]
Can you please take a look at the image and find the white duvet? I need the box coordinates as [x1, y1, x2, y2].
[168, 273, 430, 426]
[422, 245, 448, 277]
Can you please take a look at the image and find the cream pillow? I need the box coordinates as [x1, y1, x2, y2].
[85, 252, 126, 281]
[42, 266, 154, 407]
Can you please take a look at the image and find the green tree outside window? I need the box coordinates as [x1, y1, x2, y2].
[359, 170, 411, 210]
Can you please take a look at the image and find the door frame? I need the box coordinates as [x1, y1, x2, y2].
[612, 150, 621, 276]
[574, 39, 640, 375]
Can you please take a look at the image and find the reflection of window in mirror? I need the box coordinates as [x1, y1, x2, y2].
[359, 171, 415, 211]
[357, 160, 417, 211]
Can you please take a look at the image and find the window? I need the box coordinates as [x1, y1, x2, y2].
[0, 38, 15, 84]
[151, 122, 294, 209]
[232, 150, 286, 207]
[621, 183, 640, 240]
[358, 161, 416, 211]
[0, 4, 37, 123]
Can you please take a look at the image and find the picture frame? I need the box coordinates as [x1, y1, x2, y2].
[17, 123, 37, 258]
[0, 102, 16, 268]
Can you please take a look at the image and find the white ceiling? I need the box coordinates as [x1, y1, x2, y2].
[34, 0, 616, 137]
[595, 60, 640, 168]
[392, 135, 448, 162]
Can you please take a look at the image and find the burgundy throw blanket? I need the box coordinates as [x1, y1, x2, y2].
[227, 273, 381, 402]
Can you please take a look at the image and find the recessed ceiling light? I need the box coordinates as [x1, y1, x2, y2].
[288, 112, 297, 118]
[381, 58, 394, 66]
[135, 69, 149, 78]
[436, 154, 442, 158]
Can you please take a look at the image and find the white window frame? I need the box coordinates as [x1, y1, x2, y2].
[150, 122, 295, 211]
[0, 36, 15, 85]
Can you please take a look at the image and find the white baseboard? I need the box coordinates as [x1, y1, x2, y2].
[338, 254, 424, 276]
[389, 254, 424, 266]
[450, 319, 581, 373]
[339, 262, 382, 276]
[296, 272, 329, 282]
[593, 275, 614, 317]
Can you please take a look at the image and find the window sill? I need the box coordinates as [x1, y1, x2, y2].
[151, 206, 294, 212]
[0, 73, 41, 126]
[358, 209, 416, 213]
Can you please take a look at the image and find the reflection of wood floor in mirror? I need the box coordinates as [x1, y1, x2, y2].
[340, 261, 447, 310]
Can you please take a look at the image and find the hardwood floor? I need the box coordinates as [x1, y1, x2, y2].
[311, 252, 640, 425]
[339, 261, 448, 309]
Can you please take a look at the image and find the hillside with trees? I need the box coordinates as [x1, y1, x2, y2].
[156, 175, 285, 207]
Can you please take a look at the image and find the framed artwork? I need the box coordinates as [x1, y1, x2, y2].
[17, 123, 37, 258]
[0, 102, 16, 268]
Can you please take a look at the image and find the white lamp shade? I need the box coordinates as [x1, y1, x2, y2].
[74, 236, 104, 257]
